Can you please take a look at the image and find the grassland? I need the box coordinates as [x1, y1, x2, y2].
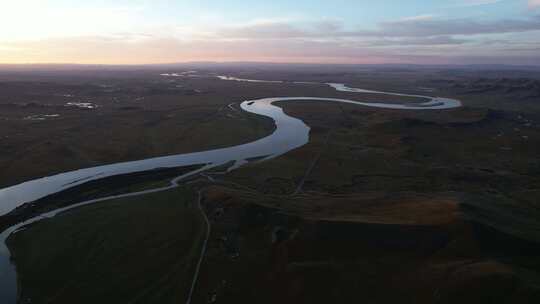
[191, 188, 540, 304]
[222, 100, 540, 241]
[0, 69, 458, 188]
[185, 97, 540, 303]
[1, 66, 540, 303]
[6, 186, 206, 304]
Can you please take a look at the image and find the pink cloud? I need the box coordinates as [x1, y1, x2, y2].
[1, 34, 538, 66]
[1, 14, 540, 65]
[530, 0, 540, 8]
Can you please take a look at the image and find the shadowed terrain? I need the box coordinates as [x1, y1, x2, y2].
[1, 65, 540, 303]
[7, 186, 206, 304]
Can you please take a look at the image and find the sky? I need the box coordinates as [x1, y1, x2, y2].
[1, 0, 540, 65]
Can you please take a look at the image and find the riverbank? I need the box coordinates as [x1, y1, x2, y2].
[0, 165, 205, 234]
[7, 186, 207, 304]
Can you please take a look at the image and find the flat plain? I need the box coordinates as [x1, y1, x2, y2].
[1, 64, 540, 303]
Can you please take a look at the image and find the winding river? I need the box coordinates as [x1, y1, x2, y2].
[0, 80, 461, 302]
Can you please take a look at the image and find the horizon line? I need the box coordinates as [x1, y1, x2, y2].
[1, 61, 540, 68]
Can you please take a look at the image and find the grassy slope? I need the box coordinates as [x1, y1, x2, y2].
[7, 186, 205, 304]
[225, 101, 540, 242]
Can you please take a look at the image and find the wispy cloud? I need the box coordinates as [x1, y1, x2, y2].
[373, 15, 540, 37]
[213, 15, 540, 39]
[530, 0, 540, 9]
[1, 31, 538, 66]
[1, 1, 539, 65]
[399, 14, 436, 22]
[454, 0, 503, 7]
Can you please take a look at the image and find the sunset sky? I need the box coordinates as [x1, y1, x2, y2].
[1, 0, 540, 65]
